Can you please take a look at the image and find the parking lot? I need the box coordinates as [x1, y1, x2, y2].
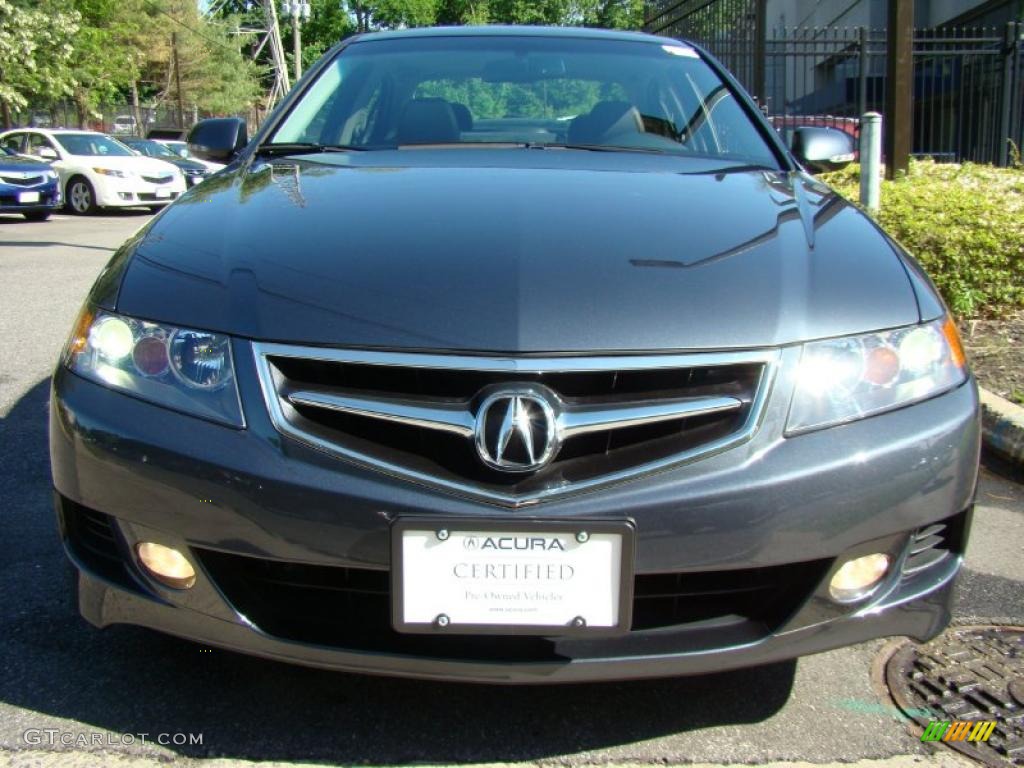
[0, 212, 1021, 768]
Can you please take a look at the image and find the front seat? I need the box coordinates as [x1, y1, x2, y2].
[450, 103, 473, 133]
[396, 98, 460, 145]
[568, 101, 645, 145]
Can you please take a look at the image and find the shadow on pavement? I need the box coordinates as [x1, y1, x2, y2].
[0, 378, 796, 763]
[0, 209, 152, 225]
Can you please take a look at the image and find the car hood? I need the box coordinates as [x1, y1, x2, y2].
[0, 155, 52, 174]
[115, 150, 920, 352]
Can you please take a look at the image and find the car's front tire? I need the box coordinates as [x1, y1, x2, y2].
[22, 211, 51, 222]
[66, 177, 98, 215]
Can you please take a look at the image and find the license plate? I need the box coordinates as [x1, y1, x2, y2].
[18, 191, 40, 204]
[155, 188, 171, 199]
[392, 519, 634, 635]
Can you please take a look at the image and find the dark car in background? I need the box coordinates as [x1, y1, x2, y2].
[0, 145, 61, 220]
[50, 26, 978, 684]
[120, 137, 211, 187]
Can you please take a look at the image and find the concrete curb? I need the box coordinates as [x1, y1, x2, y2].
[979, 387, 1024, 466]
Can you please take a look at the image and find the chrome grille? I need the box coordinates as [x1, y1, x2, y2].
[254, 344, 778, 505]
[0, 174, 44, 186]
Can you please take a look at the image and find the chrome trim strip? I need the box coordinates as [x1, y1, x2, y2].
[252, 343, 781, 507]
[253, 342, 780, 372]
[288, 389, 475, 438]
[558, 396, 742, 438]
[288, 387, 742, 442]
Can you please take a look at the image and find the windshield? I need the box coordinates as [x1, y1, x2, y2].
[54, 133, 134, 157]
[129, 139, 177, 158]
[270, 35, 778, 165]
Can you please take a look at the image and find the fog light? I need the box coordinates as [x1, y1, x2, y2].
[136, 542, 196, 589]
[829, 553, 890, 603]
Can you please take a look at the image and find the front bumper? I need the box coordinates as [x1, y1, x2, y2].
[0, 181, 61, 212]
[93, 176, 186, 207]
[50, 349, 980, 683]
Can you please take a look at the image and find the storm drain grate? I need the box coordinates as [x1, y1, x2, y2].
[884, 626, 1024, 767]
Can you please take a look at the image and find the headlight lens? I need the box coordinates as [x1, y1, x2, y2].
[787, 317, 967, 434]
[64, 308, 243, 426]
[45, 170, 59, 180]
[93, 167, 127, 177]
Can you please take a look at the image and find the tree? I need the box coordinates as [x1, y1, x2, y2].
[347, 0, 643, 30]
[282, 0, 356, 72]
[0, 0, 79, 127]
[349, 0, 439, 32]
[137, 0, 263, 120]
[63, 0, 160, 127]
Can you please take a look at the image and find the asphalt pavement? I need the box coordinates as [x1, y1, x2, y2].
[0, 211, 1021, 768]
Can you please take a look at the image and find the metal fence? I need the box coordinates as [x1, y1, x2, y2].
[15, 102, 211, 136]
[646, 3, 1024, 166]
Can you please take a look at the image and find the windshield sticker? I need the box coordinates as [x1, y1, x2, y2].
[662, 44, 699, 58]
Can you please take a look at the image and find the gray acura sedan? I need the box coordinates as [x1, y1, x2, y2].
[50, 26, 979, 683]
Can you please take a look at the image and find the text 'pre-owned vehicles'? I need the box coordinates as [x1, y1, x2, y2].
[120, 137, 212, 187]
[0, 145, 60, 220]
[51, 27, 979, 684]
[0, 129, 186, 214]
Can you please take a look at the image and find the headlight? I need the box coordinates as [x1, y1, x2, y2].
[63, 308, 243, 427]
[787, 317, 967, 434]
[93, 167, 127, 178]
[45, 170, 58, 180]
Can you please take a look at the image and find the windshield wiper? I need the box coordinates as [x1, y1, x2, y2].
[256, 142, 368, 156]
[540, 143, 668, 155]
[687, 163, 781, 175]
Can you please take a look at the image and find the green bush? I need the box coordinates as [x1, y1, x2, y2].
[821, 159, 1024, 318]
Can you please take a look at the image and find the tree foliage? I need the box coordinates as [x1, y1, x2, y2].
[823, 159, 1024, 318]
[3, 0, 643, 129]
[291, 0, 644, 63]
[0, 0, 79, 124]
[141, 0, 262, 117]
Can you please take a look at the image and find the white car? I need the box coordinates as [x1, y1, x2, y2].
[0, 129, 187, 214]
[111, 115, 137, 135]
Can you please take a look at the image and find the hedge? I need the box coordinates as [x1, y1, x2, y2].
[821, 159, 1024, 318]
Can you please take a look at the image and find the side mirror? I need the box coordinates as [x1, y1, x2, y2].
[789, 126, 856, 173]
[37, 147, 58, 161]
[187, 118, 247, 163]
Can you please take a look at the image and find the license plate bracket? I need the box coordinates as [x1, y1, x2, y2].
[18, 191, 40, 204]
[391, 518, 635, 636]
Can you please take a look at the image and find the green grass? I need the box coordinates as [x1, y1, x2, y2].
[821, 159, 1024, 318]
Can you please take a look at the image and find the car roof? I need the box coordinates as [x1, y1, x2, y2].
[351, 24, 682, 46]
[4, 128, 105, 136]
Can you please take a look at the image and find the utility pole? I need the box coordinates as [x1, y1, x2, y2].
[884, 0, 913, 179]
[281, 1, 311, 82]
[130, 80, 143, 137]
[752, 0, 767, 108]
[172, 31, 185, 129]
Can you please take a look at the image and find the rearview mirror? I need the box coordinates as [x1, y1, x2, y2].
[187, 118, 248, 163]
[789, 126, 856, 174]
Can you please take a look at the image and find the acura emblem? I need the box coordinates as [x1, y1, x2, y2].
[474, 388, 560, 472]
